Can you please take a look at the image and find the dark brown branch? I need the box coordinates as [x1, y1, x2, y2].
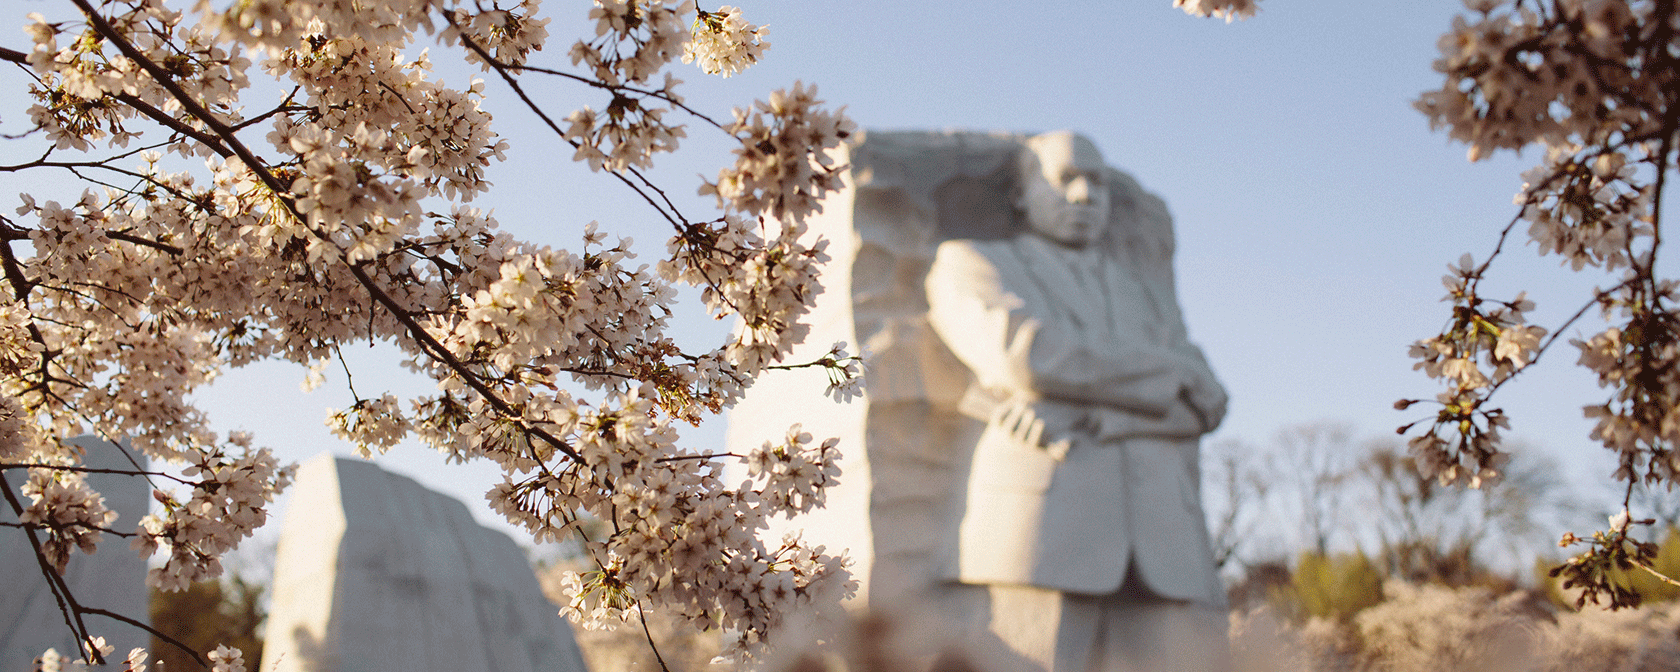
[635, 598, 674, 672]
[0, 224, 67, 410]
[0, 461, 190, 483]
[503, 61, 729, 133]
[0, 144, 203, 208]
[654, 452, 736, 463]
[113, 94, 233, 158]
[106, 230, 183, 255]
[0, 470, 101, 665]
[3, 519, 138, 538]
[229, 87, 303, 132]
[80, 607, 209, 670]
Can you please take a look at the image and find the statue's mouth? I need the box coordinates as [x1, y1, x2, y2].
[1061, 209, 1105, 232]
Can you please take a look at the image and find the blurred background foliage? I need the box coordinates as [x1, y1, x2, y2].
[148, 574, 265, 671]
[142, 421, 1680, 671]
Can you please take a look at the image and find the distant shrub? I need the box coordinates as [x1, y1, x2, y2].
[1289, 551, 1384, 622]
[149, 575, 265, 671]
[1234, 580, 1680, 672]
[1543, 600, 1680, 672]
[1353, 581, 1537, 672]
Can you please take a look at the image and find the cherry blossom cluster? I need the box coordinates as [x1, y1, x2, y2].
[1405, 0, 1680, 606]
[662, 216, 838, 376]
[818, 342, 865, 403]
[17, 467, 117, 574]
[1573, 281, 1680, 485]
[23, 1, 249, 154]
[703, 81, 854, 225]
[494, 386, 853, 655]
[132, 446, 293, 592]
[30, 637, 119, 671]
[1174, 0, 1260, 22]
[745, 424, 841, 515]
[328, 394, 413, 458]
[1417, 0, 1667, 163]
[5, 0, 862, 659]
[1520, 147, 1653, 272]
[1401, 254, 1542, 487]
[682, 6, 768, 78]
[442, 1, 552, 70]
[34, 641, 244, 672]
[562, 0, 693, 172]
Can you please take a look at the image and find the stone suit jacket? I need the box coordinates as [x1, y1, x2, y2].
[925, 235, 1227, 606]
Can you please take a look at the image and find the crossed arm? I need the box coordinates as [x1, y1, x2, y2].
[925, 240, 1199, 418]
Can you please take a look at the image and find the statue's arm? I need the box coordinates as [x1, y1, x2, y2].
[1172, 341, 1228, 431]
[1140, 253, 1229, 431]
[926, 241, 1180, 416]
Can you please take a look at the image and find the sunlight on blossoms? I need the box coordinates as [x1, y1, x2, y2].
[1175, 0, 1260, 22]
[683, 5, 768, 77]
[1401, 0, 1680, 608]
[1, 0, 865, 659]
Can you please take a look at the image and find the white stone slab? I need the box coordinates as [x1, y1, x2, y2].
[1, 437, 149, 671]
[261, 454, 588, 672]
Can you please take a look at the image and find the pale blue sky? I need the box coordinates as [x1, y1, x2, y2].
[2, 1, 1643, 555]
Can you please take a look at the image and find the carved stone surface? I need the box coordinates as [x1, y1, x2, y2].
[727, 130, 1229, 672]
[261, 454, 589, 672]
[1, 437, 149, 671]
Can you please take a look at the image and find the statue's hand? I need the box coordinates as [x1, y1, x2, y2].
[1170, 350, 1227, 432]
[1183, 369, 1228, 432]
[991, 400, 1072, 460]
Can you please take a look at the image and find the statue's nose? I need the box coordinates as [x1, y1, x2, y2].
[1066, 175, 1093, 204]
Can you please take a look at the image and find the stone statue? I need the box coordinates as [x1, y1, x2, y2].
[924, 131, 1228, 672]
[725, 130, 1227, 672]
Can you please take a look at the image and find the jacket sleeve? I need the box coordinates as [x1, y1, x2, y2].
[925, 240, 1182, 417]
[1150, 258, 1228, 432]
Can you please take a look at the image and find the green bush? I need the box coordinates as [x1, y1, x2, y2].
[1289, 551, 1386, 621]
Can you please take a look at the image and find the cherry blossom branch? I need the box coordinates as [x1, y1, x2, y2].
[443, 12, 692, 233]
[0, 461, 192, 483]
[5, 1, 857, 654]
[501, 60, 729, 133]
[79, 606, 208, 669]
[653, 452, 737, 463]
[1645, 75, 1677, 271]
[69, 0, 585, 463]
[0, 226, 78, 412]
[227, 89, 303, 133]
[0, 470, 102, 665]
[1482, 279, 1635, 397]
[635, 600, 674, 672]
[2, 519, 137, 537]
[442, 10, 782, 364]
[112, 93, 233, 157]
[1631, 556, 1680, 588]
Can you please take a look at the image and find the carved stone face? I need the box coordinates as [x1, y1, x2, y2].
[1017, 132, 1110, 248]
